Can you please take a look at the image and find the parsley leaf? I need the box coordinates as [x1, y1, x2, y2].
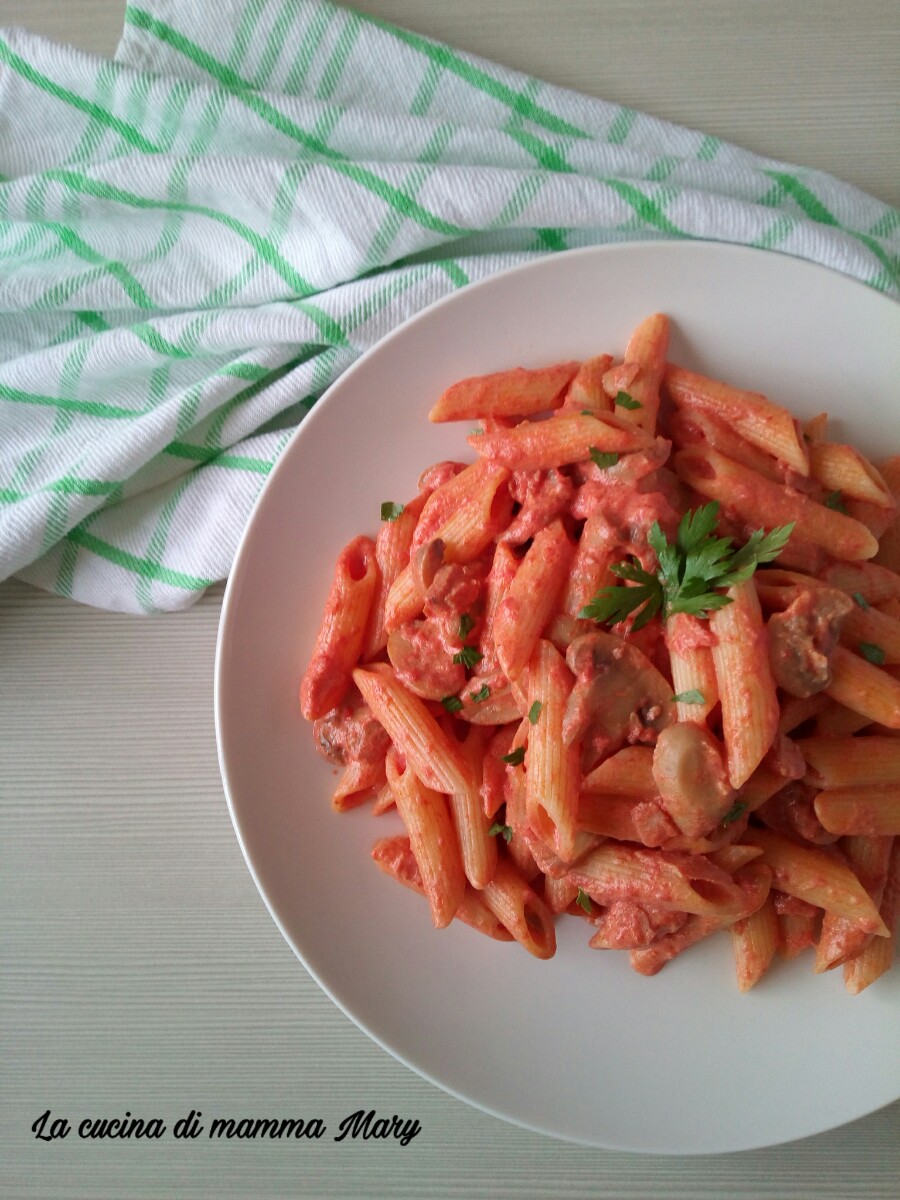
[615, 391, 641, 410]
[501, 746, 526, 766]
[859, 642, 886, 665]
[470, 684, 491, 703]
[580, 502, 794, 628]
[720, 801, 747, 827]
[440, 695, 463, 713]
[380, 501, 404, 521]
[853, 591, 870, 610]
[589, 448, 619, 469]
[458, 613, 475, 639]
[824, 490, 849, 514]
[528, 700, 543, 725]
[453, 644, 483, 670]
[489, 822, 513, 843]
[576, 887, 593, 914]
[672, 689, 705, 705]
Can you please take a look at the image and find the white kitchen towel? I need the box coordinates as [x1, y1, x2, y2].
[0, 0, 896, 611]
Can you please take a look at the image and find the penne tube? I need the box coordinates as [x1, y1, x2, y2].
[362, 493, 427, 659]
[480, 540, 518, 671]
[824, 561, 900, 605]
[675, 446, 879, 560]
[665, 364, 809, 475]
[840, 604, 900, 664]
[873, 455, 900, 573]
[383, 537, 444, 632]
[525, 640, 580, 862]
[409, 459, 511, 561]
[494, 521, 574, 681]
[731, 894, 779, 992]
[468, 411, 652, 471]
[670, 407, 784, 484]
[567, 843, 748, 918]
[629, 861, 772, 975]
[578, 792, 677, 847]
[429, 360, 579, 422]
[797, 735, 900, 787]
[581, 745, 656, 797]
[560, 513, 616, 618]
[809, 442, 895, 508]
[665, 612, 719, 723]
[480, 857, 557, 959]
[778, 911, 818, 960]
[447, 725, 498, 890]
[560, 354, 614, 413]
[371, 782, 395, 816]
[503, 756, 540, 878]
[427, 465, 513, 563]
[370, 836, 512, 941]
[543, 873, 580, 914]
[813, 787, 900, 836]
[300, 535, 379, 720]
[385, 748, 466, 929]
[844, 839, 900, 993]
[710, 579, 779, 789]
[777, 693, 829, 737]
[331, 755, 387, 813]
[353, 664, 477, 796]
[742, 826, 888, 935]
[606, 312, 668, 433]
[825, 645, 900, 730]
[813, 699, 875, 737]
[815, 835, 891, 972]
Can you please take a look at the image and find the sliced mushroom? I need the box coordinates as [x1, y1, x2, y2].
[767, 585, 854, 697]
[652, 723, 735, 838]
[387, 617, 466, 701]
[563, 631, 675, 770]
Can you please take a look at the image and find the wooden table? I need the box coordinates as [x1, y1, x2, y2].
[2, 3, 898, 1197]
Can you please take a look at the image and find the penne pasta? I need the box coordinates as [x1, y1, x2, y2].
[743, 827, 888, 935]
[301, 317, 899, 993]
[665, 363, 809, 475]
[710, 580, 779, 789]
[371, 836, 512, 941]
[429, 360, 579, 422]
[385, 748, 466, 929]
[525, 639, 580, 862]
[300, 535, 379, 720]
[675, 446, 879, 561]
[480, 857, 557, 959]
[469, 411, 652, 471]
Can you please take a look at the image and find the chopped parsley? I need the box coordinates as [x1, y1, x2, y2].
[440, 695, 463, 713]
[859, 642, 886, 666]
[589, 448, 619, 469]
[721, 801, 747, 827]
[576, 888, 593, 914]
[853, 592, 870, 610]
[458, 613, 476, 639]
[469, 684, 491, 703]
[824, 490, 849, 514]
[579, 502, 794, 631]
[672, 689, 705, 705]
[528, 700, 543, 725]
[380, 501, 404, 521]
[614, 391, 641, 410]
[489, 822, 513, 843]
[452, 644, 483, 670]
[501, 746, 526, 766]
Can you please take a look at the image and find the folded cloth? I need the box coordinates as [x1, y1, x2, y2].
[0, 1, 896, 612]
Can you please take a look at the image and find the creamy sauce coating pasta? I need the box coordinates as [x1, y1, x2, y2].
[301, 314, 900, 991]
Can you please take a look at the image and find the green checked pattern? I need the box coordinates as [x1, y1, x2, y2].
[0, 0, 897, 611]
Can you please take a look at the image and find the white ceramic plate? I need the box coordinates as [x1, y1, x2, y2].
[215, 242, 900, 1154]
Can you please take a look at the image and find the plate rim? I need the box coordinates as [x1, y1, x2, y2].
[214, 240, 900, 1154]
